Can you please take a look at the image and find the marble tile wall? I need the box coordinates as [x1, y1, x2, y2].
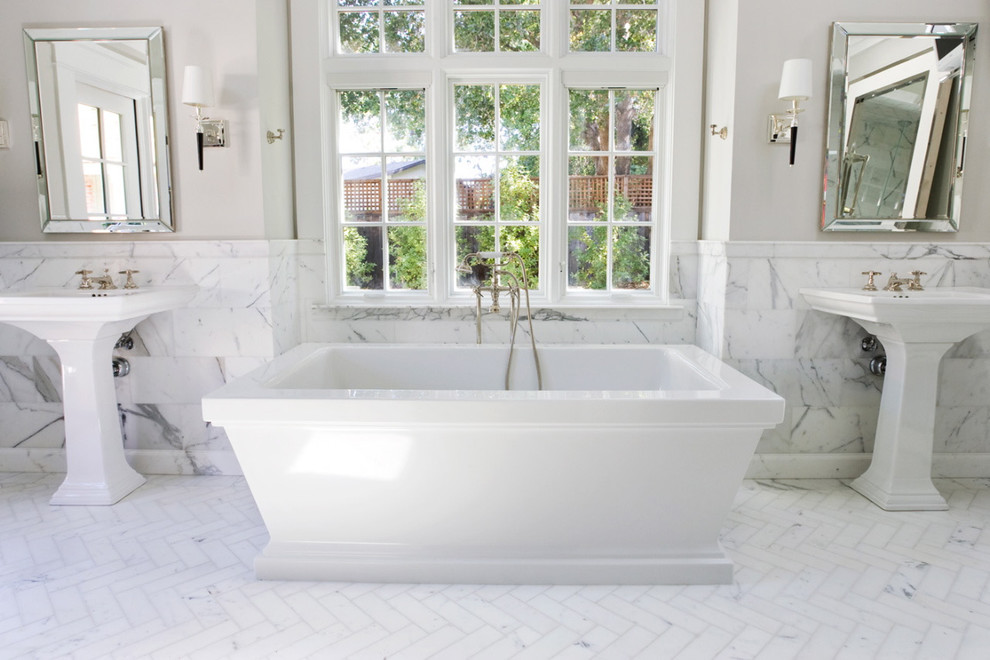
[303, 242, 700, 346]
[2, 238, 988, 480]
[699, 241, 990, 478]
[0, 240, 312, 476]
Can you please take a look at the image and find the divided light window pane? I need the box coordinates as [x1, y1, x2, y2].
[338, 89, 428, 291]
[569, 0, 659, 53]
[567, 88, 656, 291]
[337, 0, 426, 54]
[78, 104, 128, 220]
[453, 0, 541, 53]
[454, 82, 542, 289]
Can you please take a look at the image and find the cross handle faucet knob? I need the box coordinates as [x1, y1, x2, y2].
[75, 269, 93, 289]
[861, 271, 881, 291]
[909, 270, 926, 290]
[118, 269, 140, 289]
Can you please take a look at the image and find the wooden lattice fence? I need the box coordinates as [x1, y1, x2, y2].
[343, 175, 652, 220]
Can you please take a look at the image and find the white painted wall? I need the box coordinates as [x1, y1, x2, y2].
[257, 0, 295, 240]
[708, 0, 990, 242]
[702, 0, 738, 241]
[2, 1, 988, 245]
[0, 0, 268, 241]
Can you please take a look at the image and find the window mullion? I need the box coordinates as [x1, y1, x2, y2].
[606, 91, 615, 293]
[431, 74, 448, 300]
[492, 82, 501, 254]
[544, 73, 560, 303]
[378, 90, 389, 292]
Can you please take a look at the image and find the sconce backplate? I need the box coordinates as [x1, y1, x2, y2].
[768, 114, 791, 144]
[201, 119, 227, 148]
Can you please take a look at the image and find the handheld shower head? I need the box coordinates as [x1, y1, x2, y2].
[470, 263, 491, 286]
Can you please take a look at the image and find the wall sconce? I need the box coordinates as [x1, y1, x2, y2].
[181, 65, 226, 170]
[768, 58, 812, 166]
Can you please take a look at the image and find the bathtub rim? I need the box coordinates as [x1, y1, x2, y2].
[203, 343, 785, 429]
[203, 343, 785, 427]
[206, 342, 782, 401]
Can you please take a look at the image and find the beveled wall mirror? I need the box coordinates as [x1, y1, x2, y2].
[823, 22, 977, 232]
[24, 27, 174, 233]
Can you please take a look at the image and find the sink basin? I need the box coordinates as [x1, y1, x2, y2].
[800, 287, 990, 342]
[800, 286, 990, 511]
[0, 285, 197, 505]
[0, 286, 197, 336]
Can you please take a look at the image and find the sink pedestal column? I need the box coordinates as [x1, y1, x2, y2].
[48, 331, 144, 505]
[849, 337, 952, 511]
[0, 285, 197, 505]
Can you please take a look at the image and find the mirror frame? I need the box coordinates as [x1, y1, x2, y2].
[822, 22, 978, 232]
[23, 26, 174, 233]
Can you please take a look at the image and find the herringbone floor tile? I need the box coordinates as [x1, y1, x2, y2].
[2, 473, 990, 659]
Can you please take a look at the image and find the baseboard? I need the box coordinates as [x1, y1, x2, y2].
[4, 448, 987, 480]
[0, 448, 243, 476]
[748, 453, 990, 479]
[0, 448, 66, 472]
[129, 449, 243, 476]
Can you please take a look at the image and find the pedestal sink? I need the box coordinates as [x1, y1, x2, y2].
[0, 286, 197, 505]
[800, 286, 990, 511]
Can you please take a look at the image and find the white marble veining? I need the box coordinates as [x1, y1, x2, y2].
[1, 238, 990, 483]
[6, 474, 990, 658]
[704, 241, 990, 479]
[0, 241, 298, 477]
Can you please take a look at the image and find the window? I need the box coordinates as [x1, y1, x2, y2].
[567, 88, 656, 291]
[325, 0, 671, 306]
[337, 89, 428, 291]
[453, 81, 542, 288]
[453, 0, 542, 53]
[335, 0, 426, 54]
[569, 0, 660, 53]
[75, 85, 141, 221]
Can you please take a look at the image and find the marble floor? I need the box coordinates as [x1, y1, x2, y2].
[2, 473, 990, 659]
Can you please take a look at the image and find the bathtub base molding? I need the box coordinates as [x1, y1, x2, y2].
[254, 543, 735, 585]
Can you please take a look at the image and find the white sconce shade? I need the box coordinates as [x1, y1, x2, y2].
[181, 65, 214, 108]
[180, 65, 225, 171]
[778, 58, 813, 101]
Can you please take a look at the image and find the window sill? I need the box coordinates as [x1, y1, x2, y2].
[311, 299, 690, 321]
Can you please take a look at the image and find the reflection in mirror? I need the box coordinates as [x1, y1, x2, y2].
[23, 27, 173, 232]
[823, 22, 977, 232]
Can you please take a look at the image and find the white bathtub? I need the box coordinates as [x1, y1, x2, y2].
[203, 343, 784, 585]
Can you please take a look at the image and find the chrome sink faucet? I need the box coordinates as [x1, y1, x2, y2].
[883, 271, 926, 292]
[89, 268, 118, 290]
[75, 267, 141, 290]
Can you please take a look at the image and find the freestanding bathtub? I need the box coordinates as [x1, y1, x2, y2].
[203, 343, 784, 585]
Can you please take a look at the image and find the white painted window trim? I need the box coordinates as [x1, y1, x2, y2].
[291, 0, 702, 309]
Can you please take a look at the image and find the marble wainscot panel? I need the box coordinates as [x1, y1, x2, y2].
[303, 241, 699, 346]
[0, 240, 305, 476]
[698, 241, 990, 479]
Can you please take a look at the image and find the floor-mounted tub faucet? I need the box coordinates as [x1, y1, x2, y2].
[455, 251, 542, 389]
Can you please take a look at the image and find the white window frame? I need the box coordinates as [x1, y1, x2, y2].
[296, 0, 698, 309]
[446, 73, 549, 301]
